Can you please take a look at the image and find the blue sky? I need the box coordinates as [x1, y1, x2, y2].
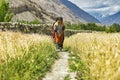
[68, 0, 120, 19]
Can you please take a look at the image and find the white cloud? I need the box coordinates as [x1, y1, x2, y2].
[68, 0, 120, 18]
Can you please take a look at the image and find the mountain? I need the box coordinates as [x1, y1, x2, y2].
[101, 11, 120, 25]
[60, 0, 100, 23]
[8, 0, 100, 23]
[8, 0, 82, 23]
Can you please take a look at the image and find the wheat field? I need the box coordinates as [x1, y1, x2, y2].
[1, 31, 120, 80]
[65, 33, 120, 80]
[0, 31, 57, 79]
[0, 31, 52, 63]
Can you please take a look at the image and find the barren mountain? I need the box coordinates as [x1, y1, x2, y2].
[8, 0, 100, 23]
[8, 0, 81, 23]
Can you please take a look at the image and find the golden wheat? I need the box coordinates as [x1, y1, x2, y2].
[0, 31, 52, 63]
[65, 33, 120, 80]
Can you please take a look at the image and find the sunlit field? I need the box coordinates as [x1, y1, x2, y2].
[0, 31, 58, 80]
[65, 33, 120, 80]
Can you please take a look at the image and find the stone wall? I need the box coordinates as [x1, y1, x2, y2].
[0, 22, 52, 35]
[0, 22, 92, 37]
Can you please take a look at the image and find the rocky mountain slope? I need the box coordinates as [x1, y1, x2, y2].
[8, 0, 80, 23]
[8, 0, 100, 23]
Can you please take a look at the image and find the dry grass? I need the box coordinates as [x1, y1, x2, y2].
[0, 31, 57, 80]
[65, 33, 120, 80]
[0, 31, 52, 63]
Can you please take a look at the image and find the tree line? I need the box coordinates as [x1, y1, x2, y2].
[66, 22, 120, 33]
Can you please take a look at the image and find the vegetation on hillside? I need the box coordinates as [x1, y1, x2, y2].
[0, 32, 58, 80]
[17, 20, 41, 24]
[65, 33, 120, 80]
[0, 0, 13, 22]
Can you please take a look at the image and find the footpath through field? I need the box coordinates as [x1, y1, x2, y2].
[42, 52, 76, 80]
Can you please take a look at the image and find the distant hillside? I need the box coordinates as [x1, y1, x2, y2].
[60, 0, 100, 23]
[101, 11, 120, 25]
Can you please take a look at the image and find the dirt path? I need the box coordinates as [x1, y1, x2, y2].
[42, 52, 76, 80]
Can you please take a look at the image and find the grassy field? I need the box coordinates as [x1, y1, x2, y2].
[1, 31, 120, 80]
[65, 33, 120, 80]
[0, 31, 58, 80]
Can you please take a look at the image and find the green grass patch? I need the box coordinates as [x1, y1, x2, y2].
[17, 20, 41, 24]
[64, 75, 71, 80]
[0, 42, 58, 80]
[65, 47, 91, 80]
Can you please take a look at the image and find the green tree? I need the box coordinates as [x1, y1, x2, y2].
[112, 23, 120, 32]
[109, 24, 117, 32]
[87, 23, 97, 30]
[105, 28, 110, 33]
[0, 0, 13, 22]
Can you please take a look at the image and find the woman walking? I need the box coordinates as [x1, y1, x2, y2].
[52, 17, 65, 51]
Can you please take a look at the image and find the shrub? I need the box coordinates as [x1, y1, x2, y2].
[17, 20, 41, 24]
[0, 0, 13, 22]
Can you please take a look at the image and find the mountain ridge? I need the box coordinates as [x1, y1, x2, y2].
[60, 0, 100, 23]
[101, 11, 120, 25]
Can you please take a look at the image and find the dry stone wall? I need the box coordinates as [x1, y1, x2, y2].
[0, 22, 92, 37]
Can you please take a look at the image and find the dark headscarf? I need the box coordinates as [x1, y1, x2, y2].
[55, 17, 63, 22]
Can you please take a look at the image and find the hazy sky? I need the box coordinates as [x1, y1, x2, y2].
[68, 0, 120, 18]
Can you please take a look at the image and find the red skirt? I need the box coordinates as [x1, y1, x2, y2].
[54, 32, 64, 43]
